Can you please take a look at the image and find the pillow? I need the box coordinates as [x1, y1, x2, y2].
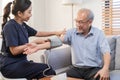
[107, 36, 116, 70]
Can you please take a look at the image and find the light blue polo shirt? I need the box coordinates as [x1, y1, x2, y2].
[63, 27, 110, 67]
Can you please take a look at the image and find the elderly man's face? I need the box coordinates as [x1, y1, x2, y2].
[75, 11, 92, 35]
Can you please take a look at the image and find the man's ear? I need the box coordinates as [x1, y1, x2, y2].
[89, 20, 92, 26]
[89, 19, 93, 23]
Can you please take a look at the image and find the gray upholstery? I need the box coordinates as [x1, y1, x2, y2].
[110, 70, 120, 80]
[43, 47, 72, 74]
[106, 36, 120, 80]
[107, 36, 116, 70]
[115, 36, 120, 69]
[43, 35, 120, 79]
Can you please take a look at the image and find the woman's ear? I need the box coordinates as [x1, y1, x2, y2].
[17, 11, 23, 17]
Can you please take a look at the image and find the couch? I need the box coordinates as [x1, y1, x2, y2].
[42, 36, 120, 80]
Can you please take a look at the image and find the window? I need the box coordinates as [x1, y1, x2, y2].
[102, 0, 120, 35]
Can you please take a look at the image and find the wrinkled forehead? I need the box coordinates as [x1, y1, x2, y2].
[76, 10, 90, 20]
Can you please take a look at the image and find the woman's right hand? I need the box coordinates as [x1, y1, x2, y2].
[55, 28, 66, 36]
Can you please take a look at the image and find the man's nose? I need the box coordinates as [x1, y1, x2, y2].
[77, 23, 83, 28]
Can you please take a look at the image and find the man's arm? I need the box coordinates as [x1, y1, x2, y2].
[103, 52, 111, 71]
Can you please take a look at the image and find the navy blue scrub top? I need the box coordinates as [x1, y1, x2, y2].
[1, 19, 37, 65]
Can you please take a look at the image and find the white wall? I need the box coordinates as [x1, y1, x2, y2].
[44, 0, 72, 30]
[0, 0, 2, 33]
[0, 0, 2, 16]
[31, 0, 102, 31]
[29, 0, 72, 31]
[28, 0, 45, 30]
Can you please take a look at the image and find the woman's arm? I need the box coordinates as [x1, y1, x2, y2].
[24, 35, 63, 54]
[35, 29, 66, 37]
[9, 40, 50, 55]
[23, 42, 51, 54]
[9, 44, 28, 56]
[31, 38, 48, 44]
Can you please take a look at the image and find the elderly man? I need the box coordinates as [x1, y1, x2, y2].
[60, 8, 111, 80]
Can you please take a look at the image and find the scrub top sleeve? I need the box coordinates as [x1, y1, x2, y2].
[23, 23, 37, 36]
[4, 24, 19, 47]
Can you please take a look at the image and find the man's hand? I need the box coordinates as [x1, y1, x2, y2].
[94, 68, 110, 80]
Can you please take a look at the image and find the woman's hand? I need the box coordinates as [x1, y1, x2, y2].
[23, 43, 39, 55]
[55, 28, 66, 36]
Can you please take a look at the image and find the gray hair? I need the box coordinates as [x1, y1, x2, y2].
[79, 8, 94, 21]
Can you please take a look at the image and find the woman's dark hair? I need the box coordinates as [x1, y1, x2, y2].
[2, 0, 31, 29]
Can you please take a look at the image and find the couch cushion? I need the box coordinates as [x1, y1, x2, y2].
[115, 36, 120, 69]
[107, 36, 116, 70]
[55, 66, 71, 74]
[43, 47, 72, 70]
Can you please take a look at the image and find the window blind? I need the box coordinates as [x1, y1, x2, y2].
[102, 0, 120, 35]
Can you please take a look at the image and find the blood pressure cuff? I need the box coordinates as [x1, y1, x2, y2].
[48, 36, 62, 48]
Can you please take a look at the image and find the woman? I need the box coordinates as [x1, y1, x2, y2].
[0, 0, 64, 79]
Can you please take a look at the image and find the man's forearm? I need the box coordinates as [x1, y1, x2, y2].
[103, 52, 111, 70]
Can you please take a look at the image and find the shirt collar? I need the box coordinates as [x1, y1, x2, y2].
[76, 26, 94, 37]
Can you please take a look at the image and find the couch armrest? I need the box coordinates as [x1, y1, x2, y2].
[42, 46, 72, 70]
